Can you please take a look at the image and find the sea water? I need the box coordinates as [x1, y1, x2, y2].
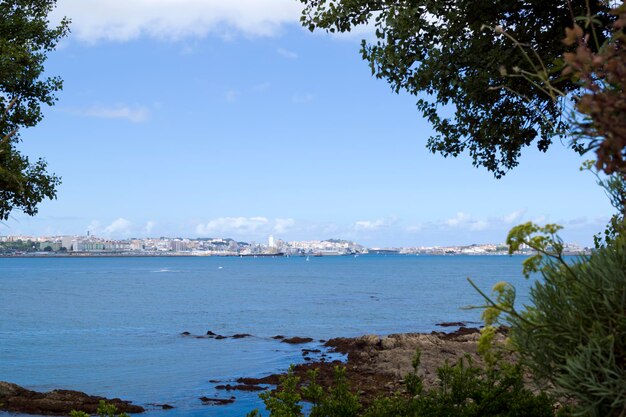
[0, 255, 536, 416]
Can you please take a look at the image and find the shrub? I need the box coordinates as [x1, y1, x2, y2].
[249, 349, 562, 417]
[247, 367, 303, 417]
[70, 400, 130, 417]
[363, 354, 559, 417]
[475, 220, 626, 416]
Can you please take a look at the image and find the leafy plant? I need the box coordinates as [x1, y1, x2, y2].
[0, 0, 69, 220]
[69, 400, 130, 417]
[561, 3, 626, 176]
[248, 367, 304, 417]
[299, 0, 616, 177]
[472, 220, 626, 416]
[303, 367, 361, 417]
[251, 355, 561, 417]
[403, 348, 423, 397]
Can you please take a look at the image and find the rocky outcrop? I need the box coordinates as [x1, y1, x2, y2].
[435, 321, 467, 327]
[182, 331, 253, 340]
[215, 384, 265, 392]
[0, 382, 144, 415]
[242, 327, 501, 406]
[281, 337, 314, 344]
[199, 396, 235, 406]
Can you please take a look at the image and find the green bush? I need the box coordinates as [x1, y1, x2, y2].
[508, 229, 626, 416]
[473, 216, 626, 417]
[247, 367, 303, 417]
[364, 355, 559, 417]
[70, 400, 130, 417]
[302, 367, 361, 417]
[249, 349, 562, 417]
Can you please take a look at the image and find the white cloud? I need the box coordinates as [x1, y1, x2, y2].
[354, 217, 396, 231]
[53, 0, 303, 42]
[273, 218, 295, 234]
[83, 105, 150, 123]
[445, 212, 471, 227]
[196, 216, 270, 236]
[103, 218, 133, 236]
[145, 221, 156, 234]
[444, 212, 489, 231]
[469, 220, 489, 231]
[86, 220, 101, 235]
[503, 209, 526, 224]
[277, 47, 298, 59]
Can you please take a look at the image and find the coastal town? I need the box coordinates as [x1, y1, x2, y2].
[0, 234, 591, 256]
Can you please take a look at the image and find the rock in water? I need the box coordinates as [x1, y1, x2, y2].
[0, 381, 145, 415]
[199, 396, 235, 406]
[281, 337, 313, 344]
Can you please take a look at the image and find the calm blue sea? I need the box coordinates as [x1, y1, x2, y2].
[0, 255, 536, 416]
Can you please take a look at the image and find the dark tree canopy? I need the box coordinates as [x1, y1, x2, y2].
[300, 0, 614, 177]
[0, 0, 69, 220]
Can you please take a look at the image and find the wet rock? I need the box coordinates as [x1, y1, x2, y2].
[231, 334, 252, 339]
[206, 331, 217, 336]
[436, 322, 466, 327]
[148, 403, 174, 410]
[180, 331, 191, 336]
[237, 375, 280, 386]
[215, 384, 265, 392]
[439, 326, 480, 340]
[281, 337, 313, 344]
[0, 381, 144, 416]
[214, 335, 227, 340]
[272, 335, 285, 340]
[199, 396, 235, 406]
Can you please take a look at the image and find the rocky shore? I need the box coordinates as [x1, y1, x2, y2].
[0, 382, 145, 415]
[235, 326, 491, 405]
[1, 325, 490, 415]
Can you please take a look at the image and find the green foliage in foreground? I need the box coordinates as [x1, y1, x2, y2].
[0, 0, 69, 220]
[474, 219, 626, 417]
[299, 0, 615, 177]
[248, 350, 564, 417]
[70, 400, 130, 417]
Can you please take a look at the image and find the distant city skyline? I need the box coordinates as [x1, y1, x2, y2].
[2, 1, 615, 247]
[0, 233, 590, 255]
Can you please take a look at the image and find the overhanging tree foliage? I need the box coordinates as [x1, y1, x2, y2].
[0, 0, 69, 220]
[300, 0, 614, 177]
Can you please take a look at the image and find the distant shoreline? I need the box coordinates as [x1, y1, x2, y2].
[0, 252, 550, 259]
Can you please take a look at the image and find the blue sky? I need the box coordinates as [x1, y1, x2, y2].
[3, 0, 615, 247]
